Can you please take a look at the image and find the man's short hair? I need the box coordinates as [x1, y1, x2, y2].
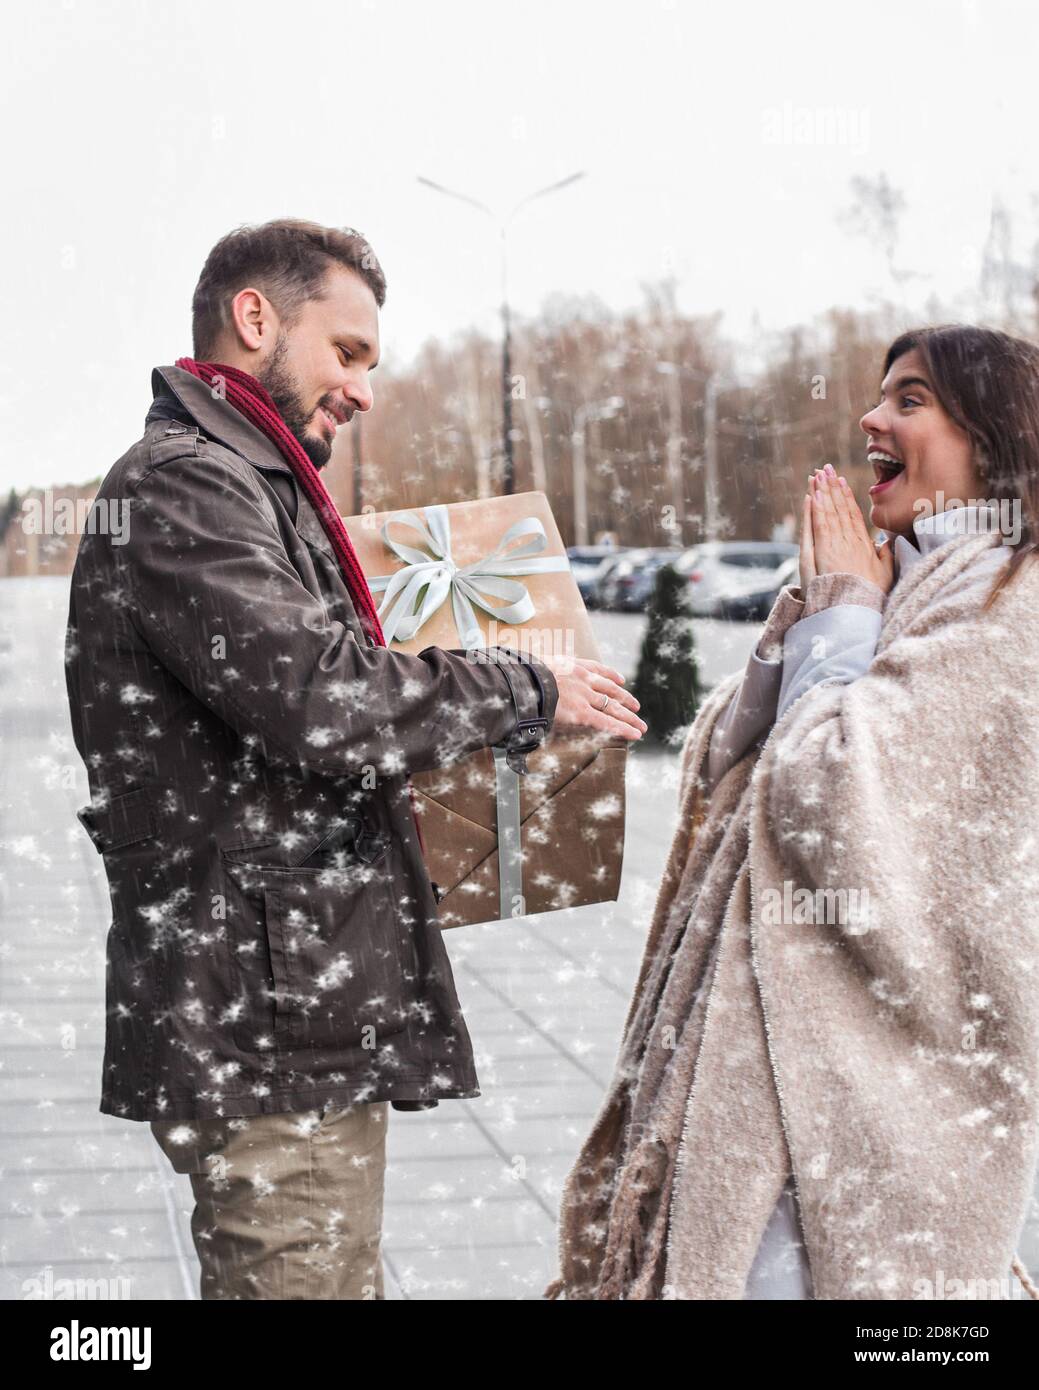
[191, 218, 387, 358]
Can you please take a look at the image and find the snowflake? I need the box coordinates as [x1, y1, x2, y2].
[119, 684, 156, 706]
[957, 1108, 992, 1128]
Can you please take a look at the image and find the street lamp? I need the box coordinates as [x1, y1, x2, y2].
[417, 171, 587, 495]
[571, 396, 624, 546]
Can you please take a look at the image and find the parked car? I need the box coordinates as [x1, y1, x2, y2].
[596, 547, 685, 612]
[580, 550, 635, 609]
[671, 541, 799, 620]
[715, 551, 802, 619]
[567, 545, 623, 607]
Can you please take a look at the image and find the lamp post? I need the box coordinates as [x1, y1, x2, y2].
[417, 171, 586, 495]
[571, 396, 624, 546]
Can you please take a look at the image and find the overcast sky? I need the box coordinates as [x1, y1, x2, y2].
[3, 0, 1038, 491]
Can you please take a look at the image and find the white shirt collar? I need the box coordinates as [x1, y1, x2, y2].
[882, 504, 1002, 579]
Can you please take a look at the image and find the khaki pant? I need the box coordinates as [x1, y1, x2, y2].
[151, 1099, 388, 1300]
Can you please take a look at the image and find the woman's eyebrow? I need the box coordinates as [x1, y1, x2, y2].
[880, 374, 932, 398]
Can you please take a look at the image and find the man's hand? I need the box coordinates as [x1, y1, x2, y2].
[539, 653, 647, 742]
[802, 464, 895, 593]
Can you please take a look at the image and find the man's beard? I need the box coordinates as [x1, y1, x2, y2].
[256, 332, 332, 469]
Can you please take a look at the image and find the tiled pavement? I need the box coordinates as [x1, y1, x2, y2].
[0, 578, 706, 1302]
[2, 578, 1036, 1301]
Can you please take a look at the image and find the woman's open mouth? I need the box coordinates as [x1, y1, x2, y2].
[868, 450, 905, 496]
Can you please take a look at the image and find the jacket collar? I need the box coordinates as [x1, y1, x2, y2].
[889, 504, 1002, 580]
[150, 364, 342, 563]
[150, 364, 293, 478]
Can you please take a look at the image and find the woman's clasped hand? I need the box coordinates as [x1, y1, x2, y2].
[800, 462, 896, 592]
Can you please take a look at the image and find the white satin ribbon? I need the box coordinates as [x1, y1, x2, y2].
[367, 505, 570, 651]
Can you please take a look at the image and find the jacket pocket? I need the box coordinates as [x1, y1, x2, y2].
[77, 786, 158, 854]
[221, 836, 409, 1053]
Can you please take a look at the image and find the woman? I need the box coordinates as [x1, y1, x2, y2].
[548, 325, 1039, 1301]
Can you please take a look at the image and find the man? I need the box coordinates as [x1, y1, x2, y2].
[65, 218, 646, 1300]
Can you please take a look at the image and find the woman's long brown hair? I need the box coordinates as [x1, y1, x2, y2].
[881, 324, 1039, 609]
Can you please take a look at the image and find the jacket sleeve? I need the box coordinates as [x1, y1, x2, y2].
[776, 572, 887, 721]
[705, 574, 891, 793]
[704, 585, 805, 793]
[122, 450, 558, 778]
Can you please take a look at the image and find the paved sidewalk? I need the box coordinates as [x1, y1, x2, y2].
[2, 578, 1036, 1301]
[0, 578, 687, 1301]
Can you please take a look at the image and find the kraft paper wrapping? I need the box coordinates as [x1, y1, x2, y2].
[340, 491, 628, 927]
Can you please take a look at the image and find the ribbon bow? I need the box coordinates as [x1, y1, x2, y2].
[368, 504, 570, 649]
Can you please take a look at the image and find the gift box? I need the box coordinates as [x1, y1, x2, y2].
[340, 491, 628, 928]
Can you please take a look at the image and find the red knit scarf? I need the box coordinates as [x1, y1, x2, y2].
[174, 357, 428, 855]
[175, 357, 386, 647]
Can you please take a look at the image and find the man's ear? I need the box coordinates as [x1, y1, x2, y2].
[229, 286, 272, 352]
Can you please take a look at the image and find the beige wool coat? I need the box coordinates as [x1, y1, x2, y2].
[550, 528, 1039, 1300]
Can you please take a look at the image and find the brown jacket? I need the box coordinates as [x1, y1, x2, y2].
[65, 364, 558, 1122]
